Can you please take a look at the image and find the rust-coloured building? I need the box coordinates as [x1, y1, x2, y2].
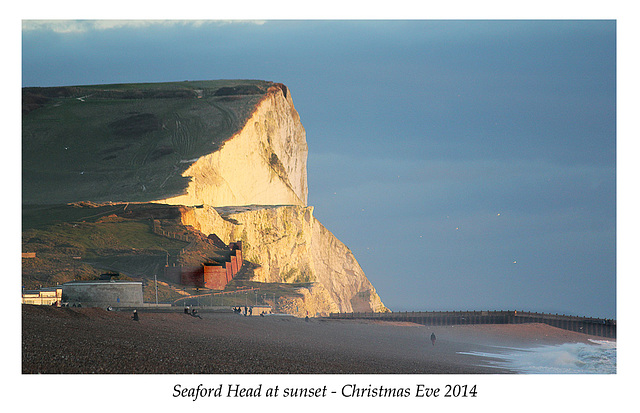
[163, 239, 243, 290]
[203, 264, 228, 290]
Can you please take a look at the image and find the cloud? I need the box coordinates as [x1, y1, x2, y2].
[21, 20, 265, 34]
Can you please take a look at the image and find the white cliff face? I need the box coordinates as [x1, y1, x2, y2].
[159, 86, 308, 207]
[182, 205, 387, 315]
[159, 84, 386, 315]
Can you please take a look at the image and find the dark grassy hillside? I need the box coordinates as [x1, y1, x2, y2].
[21, 203, 233, 298]
[22, 80, 274, 204]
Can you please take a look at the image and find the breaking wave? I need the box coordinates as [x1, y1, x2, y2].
[460, 339, 616, 374]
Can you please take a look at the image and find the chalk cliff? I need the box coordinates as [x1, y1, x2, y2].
[159, 84, 386, 315]
[181, 205, 387, 315]
[159, 85, 308, 207]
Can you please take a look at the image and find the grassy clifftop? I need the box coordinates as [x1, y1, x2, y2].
[22, 80, 277, 204]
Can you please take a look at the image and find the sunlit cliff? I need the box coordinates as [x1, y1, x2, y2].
[160, 84, 386, 315]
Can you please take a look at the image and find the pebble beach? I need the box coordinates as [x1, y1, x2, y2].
[22, 305, 604, 374]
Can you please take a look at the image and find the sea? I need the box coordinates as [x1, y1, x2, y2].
[459, 339, 616, 374]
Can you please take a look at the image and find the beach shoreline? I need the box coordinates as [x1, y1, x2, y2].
[21, 305, 610, 374]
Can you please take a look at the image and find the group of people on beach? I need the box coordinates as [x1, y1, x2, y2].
[184, 306, 202, 318]
[233, 306, 253, 316]
[131, 306, 266, 321]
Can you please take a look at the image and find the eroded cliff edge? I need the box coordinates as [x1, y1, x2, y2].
[157, 84, 387, 315]
[159, 84, 308, 207]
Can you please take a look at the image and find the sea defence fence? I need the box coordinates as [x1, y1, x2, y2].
[329, 310, 616, 338]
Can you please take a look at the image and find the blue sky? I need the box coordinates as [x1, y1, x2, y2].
[22, 19, 617, 318]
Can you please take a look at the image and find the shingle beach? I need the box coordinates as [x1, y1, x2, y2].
[22, 305, 603, 374]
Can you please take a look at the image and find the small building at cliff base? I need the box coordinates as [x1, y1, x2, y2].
[22, 286, 63, 306]
[61, 280, 143, 308]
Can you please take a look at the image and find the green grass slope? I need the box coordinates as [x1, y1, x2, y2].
[22, 203, 233, 300]
[22, 80, 275, 204]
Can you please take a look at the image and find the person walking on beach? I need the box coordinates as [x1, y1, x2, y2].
[430, 332, 436, 346]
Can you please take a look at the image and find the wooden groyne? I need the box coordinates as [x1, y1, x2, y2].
[329, 310, 616, 339]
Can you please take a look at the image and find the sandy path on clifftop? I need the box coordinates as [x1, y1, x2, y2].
[22, 305, 603, 374]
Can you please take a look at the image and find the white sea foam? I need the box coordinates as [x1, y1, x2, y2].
[459, 339, 616, 374]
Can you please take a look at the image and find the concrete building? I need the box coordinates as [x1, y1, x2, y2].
[62, 280, 143, 308]
[22, 286, 63, 306]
